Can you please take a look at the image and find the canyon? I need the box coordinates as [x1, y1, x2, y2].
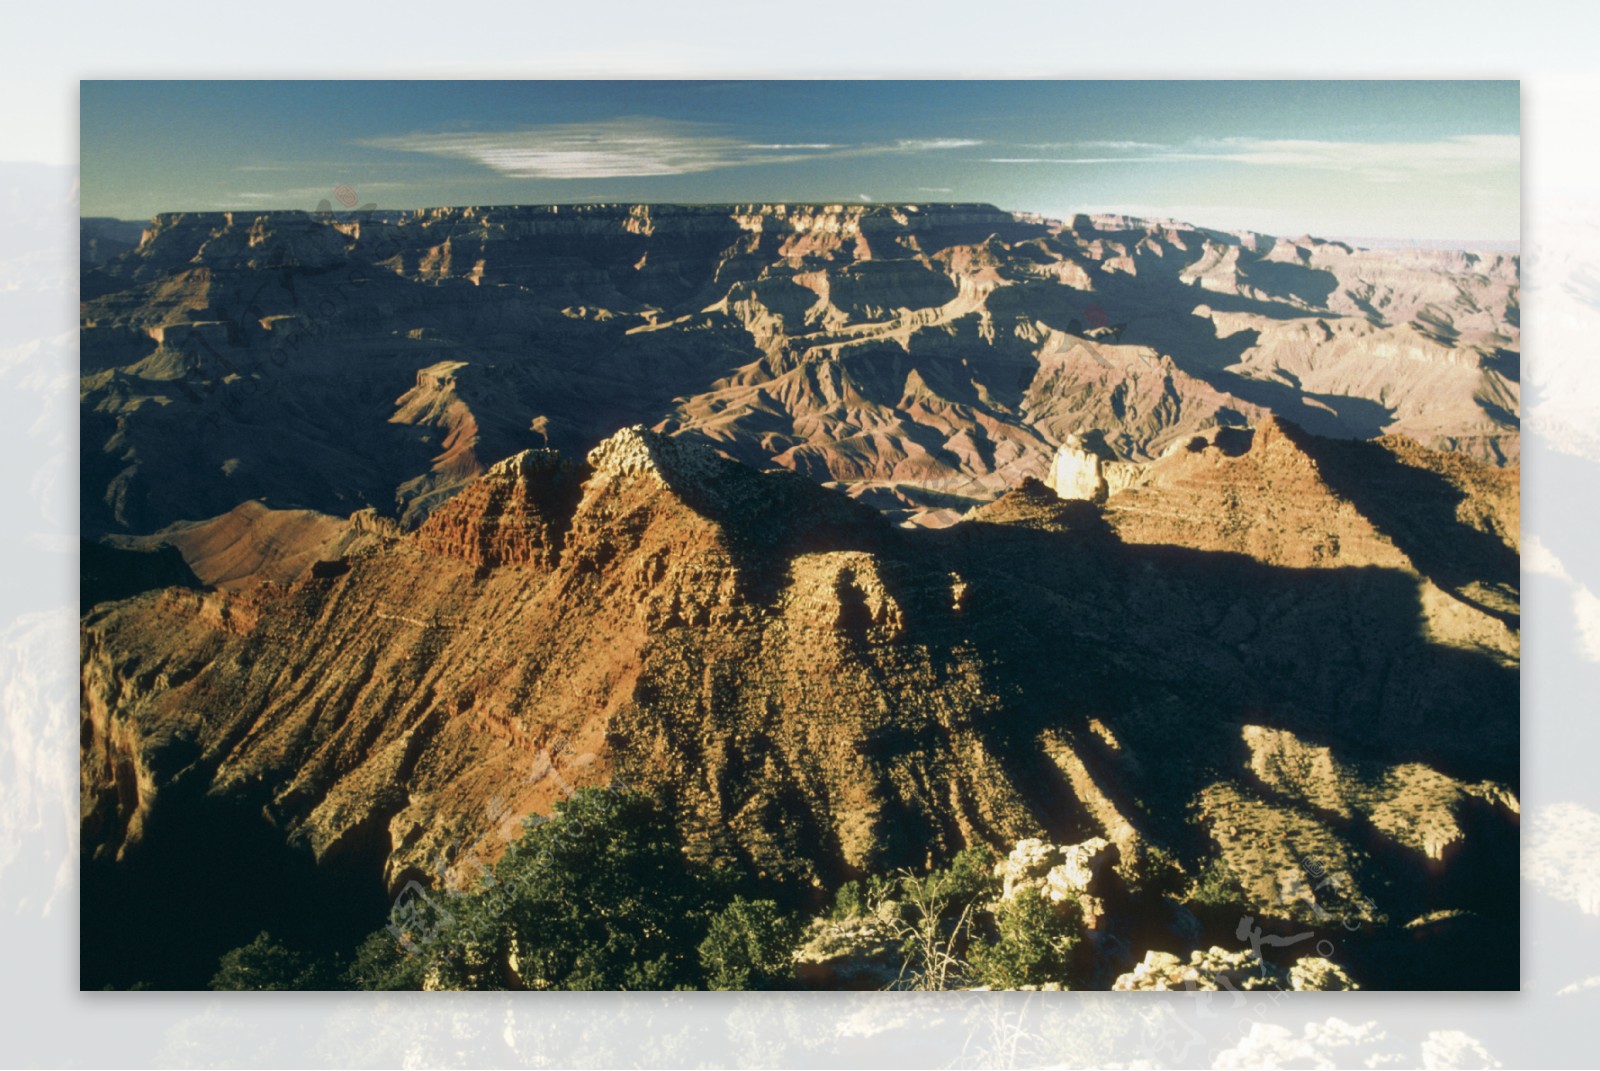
[81, 203, 1518, 534]
[78, 204, 1520, 990]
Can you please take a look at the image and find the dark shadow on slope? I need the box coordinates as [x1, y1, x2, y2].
[1286, 426, 1520, 627]
[79, 539, 205, 613]
[1241, 259, 1340, 309]
[908, 500, 1517, 988]
[920, 494, 1517, 826]
[81, 775, 389, 990]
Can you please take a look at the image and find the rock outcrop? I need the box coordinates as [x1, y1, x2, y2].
[792, 905, 906, 990]
[995, 836, 1121, 929]
[1045, 434, 1142, 503]
[1112, 947, 1358, 991]
[413, 449, 584, 570]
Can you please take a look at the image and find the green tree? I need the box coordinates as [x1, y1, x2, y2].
[343, 929, 427, 991]
[927, 846, 999, 908]
[698, 896, 799, 990]
[1189, 857, 1246, 909]
[969, 893, 1081, 989]
[431, 788, 715, 990]
[210, 931, 328, 991]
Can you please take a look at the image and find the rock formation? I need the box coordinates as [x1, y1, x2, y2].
[1112, 947, 1357, 991]
[1045, 434, 1142, 503]
[792, 906, 906, 990]
[995, 836, 1120, 929]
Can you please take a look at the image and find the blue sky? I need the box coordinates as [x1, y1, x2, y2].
[80, 80, 1519, 241]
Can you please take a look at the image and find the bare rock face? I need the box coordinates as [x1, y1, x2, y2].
[413, 448, 584, 570]
[80, 205, 1517, 537]
[1046, 839, 1119, 904]
[1289, 956, 1361, 992]
[1047, 436, 1109, 502]
[1045, 434, 1142, 503]
[997, 835, 1121, 930]
[996, 838, 1066, 898]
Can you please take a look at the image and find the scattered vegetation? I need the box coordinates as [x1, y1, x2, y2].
[872, 845, 1086, 991]
[205, 796, 1104, 992]
[968, 892, 1081, 990]
[828, 874, 896, 921]
[1118, 842, 1188, 898]
[1188, 856, 1247, 909]
[209, 931, 333, 991]
[698, 897, 799, 990]
[886, 849, 996, 990]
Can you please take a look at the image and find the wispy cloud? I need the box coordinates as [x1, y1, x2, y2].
[985, 135, 1518, 180]
[217, 181, 411, 208]
[895, 138, 983, 151]
[360, 119, 982, 180]
[1013, 139, 1168, 152]
[1202, 134, 1519, 181]
[986, 157, 1150, 165]
[746, 143, 839, 150]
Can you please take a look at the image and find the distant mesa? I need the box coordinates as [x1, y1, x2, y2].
[79, 203, 1518, 539]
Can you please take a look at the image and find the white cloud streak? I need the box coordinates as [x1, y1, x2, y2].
[362, 120, 983, 180]
[985, 134, 1519, 181]
[894, 138, 983, 151]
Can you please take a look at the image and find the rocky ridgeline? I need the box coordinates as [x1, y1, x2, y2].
[585, 424, 729, 488]
[413, 449, 584, 570]
[124, 203, 1023, 277]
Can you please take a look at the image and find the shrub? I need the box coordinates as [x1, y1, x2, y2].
[210, 931, 330, 991]
[969, 893, 1081, 989]
[829, 874, 896, 920]
[343, 929, 427, 991]
[926, 846, 1000, 910]
[698, 896, 799, 990]
[1120, 842, 1188, 898]
[1189, 857, 1246, 909]
[428, 787, 715, 990]
[885, 847, 1000, 990]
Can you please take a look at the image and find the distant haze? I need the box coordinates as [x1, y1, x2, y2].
[80, 80, 1519, 243]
